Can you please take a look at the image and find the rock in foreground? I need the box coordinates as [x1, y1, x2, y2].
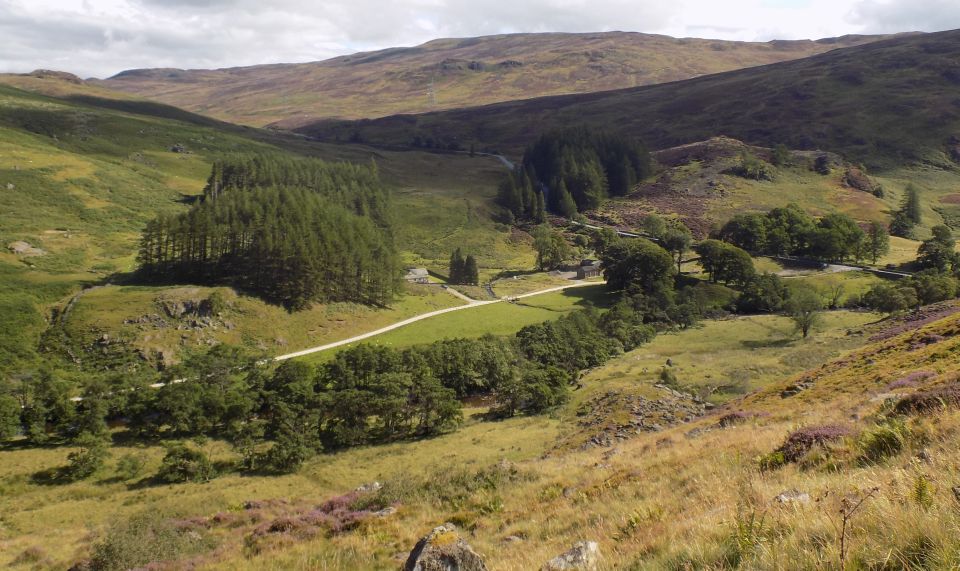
[542, 541, 600, 570]
[404, 524, 488, 571]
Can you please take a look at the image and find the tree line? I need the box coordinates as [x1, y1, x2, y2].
[0, 286, 678, 476]
[717, 203, 889, 264]
[497, 128, 653, 222]
[861, 224, 960, 312]
[137, 156, 400, 309]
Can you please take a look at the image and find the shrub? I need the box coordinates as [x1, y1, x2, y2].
[894, 384, 960, 415]
[857, 418, 909, 464]
[757, 451, 786, 472]
[156, 443, 215, 484]
[730, 151, 774, 181]
[245, 491, 375, 554]
[115, 453, 146, 481]
[63, 432, 110, 482]
[778, 424, 852, 463]
[659, 367, 679, 387]
[89, 511, 216, 571]
[887, 371, 935, 391]
[259, 432, 312, 474]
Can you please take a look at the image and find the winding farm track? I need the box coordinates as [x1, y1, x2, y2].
[273, 281, 600, 361]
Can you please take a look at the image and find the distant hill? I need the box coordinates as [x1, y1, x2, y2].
[95, 32, 898, 127]
[299, 30, 960, 169]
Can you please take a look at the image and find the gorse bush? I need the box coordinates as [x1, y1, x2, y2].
[728, 151, 774, 181]
[757, 450, 787, 472]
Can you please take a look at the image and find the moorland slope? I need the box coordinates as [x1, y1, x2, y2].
[96, 32, 895, 127]
[301, 30, 960, 169]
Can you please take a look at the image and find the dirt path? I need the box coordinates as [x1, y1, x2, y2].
[274, 280, 599, 361]
[440, 286, 478, 303]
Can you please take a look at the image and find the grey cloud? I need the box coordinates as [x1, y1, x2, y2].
[849, 0, 960, 33]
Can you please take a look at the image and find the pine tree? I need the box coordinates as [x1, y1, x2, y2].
[449, 248, 465, 284]
[533, 190, 547, 224]
[903, 184, 922, 224]
[866, 221, 890, 264]
[464, 255, 479, 285]
[556, 180, 578, 218]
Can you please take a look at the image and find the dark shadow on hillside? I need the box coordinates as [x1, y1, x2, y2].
[740, 337, 795, 349]
[556, 283, 616, 309]
[31, 466, 70, 486]
[175, 193, 202, 205]
[0, 438, 72, 452]
[64, 95, 229, 128]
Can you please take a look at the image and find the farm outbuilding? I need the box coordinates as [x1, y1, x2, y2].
[404, 268, 430, 284]
[576, 259, 602, 279]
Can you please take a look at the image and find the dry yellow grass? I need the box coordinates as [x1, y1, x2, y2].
[6, 308, 959, 569]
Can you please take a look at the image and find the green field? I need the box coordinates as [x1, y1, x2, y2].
[299, 284, 614, 364]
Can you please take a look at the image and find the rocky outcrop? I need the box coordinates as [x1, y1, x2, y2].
[843, 167, 876, 193]
[542, 541, 600, 571]
[780, 379, 814, 398]
[157, 298, 214, 319]
[8, 241, 46, 257]
[404, 524, 487, 571]
[574, 389, 706, 449]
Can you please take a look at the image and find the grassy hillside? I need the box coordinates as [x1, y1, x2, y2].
[11, 304, 960, 569]
[585, 137, 892, 237]
[301, 30, 960, 170]
[572, 136, 960, 243]
[0, 77, 530, 372]
[0, 80, 281, 374]
[93, 32, 895, 127]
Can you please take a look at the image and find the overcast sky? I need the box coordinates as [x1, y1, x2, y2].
[2, 0, 958, 78]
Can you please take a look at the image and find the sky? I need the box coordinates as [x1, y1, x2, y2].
[1, 0, 959, 78]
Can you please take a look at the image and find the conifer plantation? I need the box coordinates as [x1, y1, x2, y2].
[497, 128, 652, 221]
[137, 156, 400, 309]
